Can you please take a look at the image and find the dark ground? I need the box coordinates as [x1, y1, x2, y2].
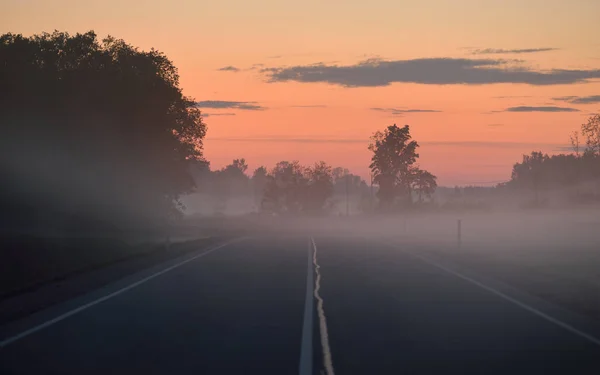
[0, 237, 221, 324]
[1, 235, 600, 374]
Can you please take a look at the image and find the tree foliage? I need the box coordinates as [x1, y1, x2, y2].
[411, 168, 438, 202]
[507, 150, 600, 200]
[251, 166, 268, 207]
[260, 161, 334, 214]
[0, 31, 206, 226]
[581, 113, 600, 156]
[368, 124, 436, 209]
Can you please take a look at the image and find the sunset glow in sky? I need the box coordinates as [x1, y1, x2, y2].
[3, 0, 600, 185]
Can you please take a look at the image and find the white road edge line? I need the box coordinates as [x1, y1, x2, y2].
[299, 238, 314, 375]
[0, 238, 244, 349]
[312, 237, 335, 375]
[382, 240, 600, 347]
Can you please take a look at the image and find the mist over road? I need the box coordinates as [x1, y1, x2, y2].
[1, 235, 599, 375]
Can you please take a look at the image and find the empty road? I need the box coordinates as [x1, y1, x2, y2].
[1, 235, 600, 374]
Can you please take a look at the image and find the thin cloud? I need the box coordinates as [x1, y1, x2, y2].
[247, 63, 265, 70]
[371, 107, 442, 115]
[262, 58, 600, 87]
[472, 48, 558, 55]
[208, 137, 365, 144]
[487, 123, 504, 127]
[493, 95, 533, 99]
[290, 105, 328, 108]
[207, 136, 566, 149]
[217, 66, 240, 72]
[552, 96, 578, 101]
[504, 106, 580, 112]
[553, 95, 600, 104]
[202, 112, 236, 117]
[195, 100, 266, 111]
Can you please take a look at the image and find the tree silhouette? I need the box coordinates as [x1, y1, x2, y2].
[411, 168, 438, 203]
[511, 152, 548, 204]
[581, 114, 600, 156]
[505, 148, 600, 205]
[0, 31, 206, 227]
[368, 124, 425, 209]
[209, 159, 250, 213]
[259, 160, 334, 214]
[251, 166, 268, 209]
[304, 161, 334, 213]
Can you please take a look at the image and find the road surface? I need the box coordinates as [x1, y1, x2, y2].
[1, 235, 600, 374]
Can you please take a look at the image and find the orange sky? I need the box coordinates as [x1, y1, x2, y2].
[3, 0, 600, 185]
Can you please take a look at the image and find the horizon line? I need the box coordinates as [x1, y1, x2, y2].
[206, 137, 570, 149]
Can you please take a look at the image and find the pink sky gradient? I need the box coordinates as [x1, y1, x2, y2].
[3, 0, 599, 185]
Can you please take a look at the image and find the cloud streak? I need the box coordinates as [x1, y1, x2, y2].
[207, 136, 567, 149]
[262, 58, 600, 87]
[553, 95, 600, 104]
[217, 66, 240, 72]
[247, 63, 265, 70]
[472, 48, 558, 55]
[202, 112, 236, 117]
[504, 106, 580, 112]
[195, 100, 266, 110]
[493, 95, 533, 99]
[371, 107, 442, 115]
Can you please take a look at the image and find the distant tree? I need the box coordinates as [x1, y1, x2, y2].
[210, 170, 229, 214]
[570, 130, 582, 157]
[259, 160, 334, 214]
[261, 174, 281, 214]
[411, 168, 438, 203]
[189, 160, 211, 193]
[0, 31, 206, 227]
[265, 161, 307, 214]
[251, 166, 268, 208]
[211, 159, 250, 212]
[510, 151, 549, 204]
[304, 161, 334, 213]
[229, 158, 249, 174]
[332, 167, 349, 182]
[331, 169, 363, 194]
[330, 168, 372, 213]
[368, 124, 435, 209]
[581, 113, 600, 156]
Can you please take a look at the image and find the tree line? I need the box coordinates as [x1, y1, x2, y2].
[503, 114, 600, 205]
[189, 159, 374, 215]
[5, 29, 596, 229]
[186, 124, 438, 215]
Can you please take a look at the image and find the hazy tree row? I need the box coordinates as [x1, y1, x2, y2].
[5, 29, 597, 230]
[187, 124, 438, 216]
[502, 114, 600, 206]
[189, 159, 373, 215]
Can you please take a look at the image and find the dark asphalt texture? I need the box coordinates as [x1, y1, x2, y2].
[2, 235, 600, 374]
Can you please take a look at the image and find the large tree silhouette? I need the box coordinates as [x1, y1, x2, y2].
[369, 124, 426, 208]
[0, 31, 206, 228]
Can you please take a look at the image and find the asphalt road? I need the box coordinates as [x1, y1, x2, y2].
[1, 235, 600, 374]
